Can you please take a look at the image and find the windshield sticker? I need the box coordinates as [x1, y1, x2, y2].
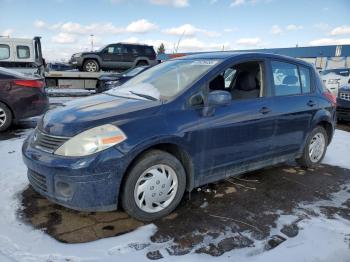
[191, 60, 219, 66]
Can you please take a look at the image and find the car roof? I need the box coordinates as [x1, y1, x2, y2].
[177, 51, 313, 67]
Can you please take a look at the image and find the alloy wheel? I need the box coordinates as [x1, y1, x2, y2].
[0, 107, 7, 128]
[134, 164, 178, 213]
[85, 62, 97, 72]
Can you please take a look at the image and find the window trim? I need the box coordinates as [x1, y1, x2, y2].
[0, 44, 10, 60]
[16, 45, 31, 59]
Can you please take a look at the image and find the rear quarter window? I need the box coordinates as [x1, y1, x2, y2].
[299, 66, 311, 93]
[0, 44, 10, 60]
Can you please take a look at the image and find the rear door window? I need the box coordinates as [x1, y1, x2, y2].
[299, 66, 311, 93]
[0, 44, 10, 60]
[271, 61, 302, 96]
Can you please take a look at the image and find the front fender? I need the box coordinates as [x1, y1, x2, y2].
[116, 135, 196, 190]
[82, 55, 102, 65]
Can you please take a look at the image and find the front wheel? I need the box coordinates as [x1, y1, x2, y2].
[83, 59, 100, 72]
[121, 150, 186, 221]
[297, 126, 328, 168]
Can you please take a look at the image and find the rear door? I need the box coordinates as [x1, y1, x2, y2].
[268, 60, 317, 155]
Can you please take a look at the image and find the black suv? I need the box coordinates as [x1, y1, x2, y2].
[69, 43, 158, 72]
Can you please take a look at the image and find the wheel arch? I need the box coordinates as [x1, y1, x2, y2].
[310, 109, 335, 145]
[120, 141, 195, 197]
[0, 99, 15, 120]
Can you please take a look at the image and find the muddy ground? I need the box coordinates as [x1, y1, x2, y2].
[19, 163, 350, 259]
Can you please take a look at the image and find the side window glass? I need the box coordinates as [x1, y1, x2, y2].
[271, 61, 301, 96]
[299, 66, 311, 93]
[0, 44, 10, 60]
[17, 45, 30, 59]
[107, 46, 114, 53]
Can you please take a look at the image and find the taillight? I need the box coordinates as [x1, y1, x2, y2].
[323, 91, 337, 106]
[14, 80, 44, 88]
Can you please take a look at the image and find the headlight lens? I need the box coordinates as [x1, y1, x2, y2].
[328, 79, 340, 84]
[73, 53, 82, 58]
[55, 124, 126, 157]
[106, 80, 120, 85]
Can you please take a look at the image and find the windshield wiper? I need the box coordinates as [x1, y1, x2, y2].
[129, 91, 158, 101]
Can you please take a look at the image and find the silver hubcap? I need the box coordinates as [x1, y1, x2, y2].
[309, 132, 326, 163]
[0, 107, 6, 127]
[134, 164, 178, 213]
[85, 62, 97, 72]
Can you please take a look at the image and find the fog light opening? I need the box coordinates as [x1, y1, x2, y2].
[55, 181, 73, 198]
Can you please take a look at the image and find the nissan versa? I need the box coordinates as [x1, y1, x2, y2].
[22, 52, 337, 221]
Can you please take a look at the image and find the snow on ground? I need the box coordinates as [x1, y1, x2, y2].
[0, 130, 350, 262]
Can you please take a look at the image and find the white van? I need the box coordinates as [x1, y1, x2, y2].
[0, 36, 44, 76]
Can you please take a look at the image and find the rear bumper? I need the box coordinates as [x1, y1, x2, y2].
[22, 133, 127, 211]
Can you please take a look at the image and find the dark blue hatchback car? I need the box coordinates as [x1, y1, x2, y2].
[22, 52, 337, 221]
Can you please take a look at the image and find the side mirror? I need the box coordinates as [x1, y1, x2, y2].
[207, 90, 231, 106]
[203, 90, 231, 116]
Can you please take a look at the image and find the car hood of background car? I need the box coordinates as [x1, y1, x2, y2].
[39, 94, 162, 137]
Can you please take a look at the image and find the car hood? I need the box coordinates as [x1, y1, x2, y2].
[39, 94, 162, 137]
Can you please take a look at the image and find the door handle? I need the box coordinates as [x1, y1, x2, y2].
[259, 107, 271, 114]
[307, 100, 316, 107]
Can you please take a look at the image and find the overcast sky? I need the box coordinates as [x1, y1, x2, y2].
[1, 0, 350, 61]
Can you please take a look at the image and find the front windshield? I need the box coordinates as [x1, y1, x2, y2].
[97, 45, 107, 52]
[123, 66, 147, 77]
[107, 59, 220, 100]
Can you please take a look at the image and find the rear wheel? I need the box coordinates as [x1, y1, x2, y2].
[297, 126, 328, 168]
[121, 150, 186, 221]
[0, 102, 12, 132]
[83, 59, 99, 72]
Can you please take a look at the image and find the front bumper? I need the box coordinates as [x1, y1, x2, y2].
[22, 133, 127, 211]
[69, 56, 84, 68]
[337, 97, 350, 120]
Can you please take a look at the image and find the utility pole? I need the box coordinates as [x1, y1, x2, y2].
[90, 34, 94, 51]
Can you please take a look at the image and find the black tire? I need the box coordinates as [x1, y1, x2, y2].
[297, 126, 328, 168]
[83, 59, 100, 72]
[136, 61, 148, 67]
[121, 150, 186, 222]
[0, 102, 12, 132]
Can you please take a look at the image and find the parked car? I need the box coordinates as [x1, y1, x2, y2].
[0, 67, 48, 131]
[69, 43, 158, 72]
[47, 62, 74, 72]
[320, 68, 350, 95]
[337, 84, 350, 121]
[96, 65, 151, 93]
[22, 52, 336, 221]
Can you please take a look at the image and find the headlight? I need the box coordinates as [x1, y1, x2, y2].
[328, 79, 340, 84]
[55, 124, 126, 157]
[73, 53, 82, 58]
[106, 80, 120, 85]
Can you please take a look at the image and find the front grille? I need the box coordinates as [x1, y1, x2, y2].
[28, 170, 48, 192]
[340, 92, 350, 101]
[337, 107, 350, 113]
[32, 129, 69, 154]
